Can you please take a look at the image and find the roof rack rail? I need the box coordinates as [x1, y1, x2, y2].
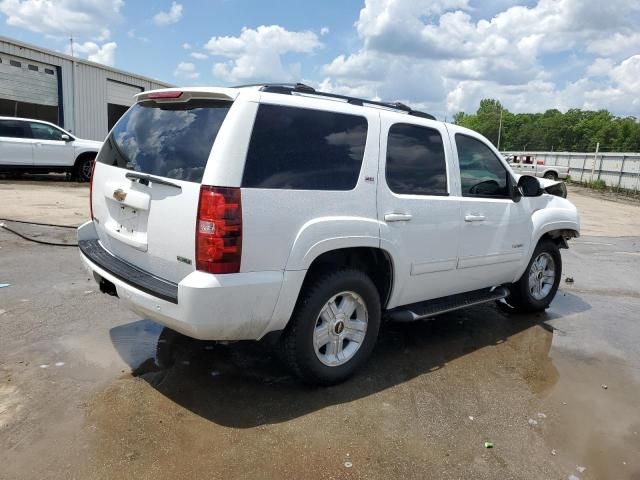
[247, 83, 436, 120]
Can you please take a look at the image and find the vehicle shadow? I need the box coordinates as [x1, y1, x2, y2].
[109, 292, 591, 429]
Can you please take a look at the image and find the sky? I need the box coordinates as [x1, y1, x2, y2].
[0, 0, 639, 120]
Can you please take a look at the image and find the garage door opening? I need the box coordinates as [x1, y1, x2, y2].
[0, 98, 58, 123]
[107, 80, 142, 131]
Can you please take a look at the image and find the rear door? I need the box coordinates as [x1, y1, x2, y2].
[377, 117, 462, 307]
[91, 91, 235, 283]
[0, 119, 33, 166]
[29, 121, 74, 166]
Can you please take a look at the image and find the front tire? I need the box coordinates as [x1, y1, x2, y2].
[505, 239, 562, 312]
[279, 269, 381, 385]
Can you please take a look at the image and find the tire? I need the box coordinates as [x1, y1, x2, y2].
[543, 171, 557, 180]
[505, 239, 562, 313]
[74, 155, 95, 182]
[279, 269, 381, 385]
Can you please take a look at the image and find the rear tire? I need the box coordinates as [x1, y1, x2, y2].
[505, 239, 562, 313]
[543, 171, 557, 180]
[279, 269, 381, 385]
[74, 155, 95, 182]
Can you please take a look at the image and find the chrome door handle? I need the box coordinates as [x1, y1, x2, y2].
[464, 214, 486, 222]
[385, 213, 412, 222]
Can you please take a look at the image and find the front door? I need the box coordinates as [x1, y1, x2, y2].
[29, 122, 74, 167]
[377, 117, 461, 308]
[451, 131, 532, 289]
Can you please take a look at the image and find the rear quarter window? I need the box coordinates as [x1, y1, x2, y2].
[242, 104, 368, 190]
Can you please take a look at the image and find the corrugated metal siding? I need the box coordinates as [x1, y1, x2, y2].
[0, 37, 172, 140]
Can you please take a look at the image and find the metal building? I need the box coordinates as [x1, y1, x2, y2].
[0, 36, 172, 141]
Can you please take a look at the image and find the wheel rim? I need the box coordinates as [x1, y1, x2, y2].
[313, 291, 368, 367]
[528, 252, 556, 301]
[81, 160, 93, 179]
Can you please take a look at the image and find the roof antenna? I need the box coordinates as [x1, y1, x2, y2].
[69, 35, 74, 57]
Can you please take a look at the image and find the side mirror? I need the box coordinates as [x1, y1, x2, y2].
[61, 134, 72, 142]
[518, 175, 543, 197]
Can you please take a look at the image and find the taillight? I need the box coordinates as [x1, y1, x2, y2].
[89, 158, 96, 219]
[196, 186, 242, 274]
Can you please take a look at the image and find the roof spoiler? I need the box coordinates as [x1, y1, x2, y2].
[136, 87, 239, 103]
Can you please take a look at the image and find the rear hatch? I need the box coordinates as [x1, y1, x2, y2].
[91, 89, 235, 283]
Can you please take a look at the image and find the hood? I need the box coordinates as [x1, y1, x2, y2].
[73, 137, 103, 150]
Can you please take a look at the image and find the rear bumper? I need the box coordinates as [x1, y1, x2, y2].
[77, 222, 284, 341]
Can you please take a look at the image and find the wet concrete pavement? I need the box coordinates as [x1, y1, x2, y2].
[2, 201, 640, 479]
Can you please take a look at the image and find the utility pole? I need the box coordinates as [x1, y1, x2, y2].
[69, 35, 74, 57]
[590, 142, 600, 182]
[497, 107, 503, 150]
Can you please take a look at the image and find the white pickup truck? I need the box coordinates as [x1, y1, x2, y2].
[79, 84, 580, 385]
[506, 154, 569, 181]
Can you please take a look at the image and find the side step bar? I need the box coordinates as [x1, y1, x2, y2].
[386, 286, 509, 322]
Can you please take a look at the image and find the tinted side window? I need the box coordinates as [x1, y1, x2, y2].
[30, 122, 64, 141]
[0, 120, 31, 139]
[456, 134, 510, 197]
[386, 123, 447, 195]
[242, 104, 368, 190]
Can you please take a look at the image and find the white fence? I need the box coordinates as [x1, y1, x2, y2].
[503, 151, 640, 191]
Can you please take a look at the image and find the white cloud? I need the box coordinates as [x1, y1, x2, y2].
[68, 41, 117, 66]
[154, 1, 183, 27]
[127, 29, 150, 43]
[190, 52, 207, 60]
[586, 58, 615, 77]
[320, 0, 640, 117]
[0, 0, 123, 41]
[320, 27, 330, 36]
[205, 25, 322, 83]
[182, 42, 192, 50]
[174, 62, 199, 80]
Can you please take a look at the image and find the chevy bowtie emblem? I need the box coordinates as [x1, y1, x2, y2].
[113, 188, 127, 202]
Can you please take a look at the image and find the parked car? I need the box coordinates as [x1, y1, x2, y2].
[78, 84, 580, 385]
[0, 116, 102, 181]
[507, 154, 569, 180]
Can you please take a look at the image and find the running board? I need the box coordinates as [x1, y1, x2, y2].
[385, 287, 509, 322]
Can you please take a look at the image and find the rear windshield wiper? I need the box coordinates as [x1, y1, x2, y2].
[125, 172, 182, 190]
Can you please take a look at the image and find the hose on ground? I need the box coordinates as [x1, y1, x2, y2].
[0, 218, 79, 229]
[0, 219, 79, 247]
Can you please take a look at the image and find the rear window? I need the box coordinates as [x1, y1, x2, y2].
[97, 99, 231, 183]
[242, 104, 368, 190]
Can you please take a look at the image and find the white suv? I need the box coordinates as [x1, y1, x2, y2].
[0, 117, 102, 181]
[78, 84, 580, 385]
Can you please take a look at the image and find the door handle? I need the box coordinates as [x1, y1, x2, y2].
[464, 214, 486, 222]
[385, 213, 412, 222]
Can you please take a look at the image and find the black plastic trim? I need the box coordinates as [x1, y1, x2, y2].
[79, 239, 178, 304]
[253, 83, 437, 120]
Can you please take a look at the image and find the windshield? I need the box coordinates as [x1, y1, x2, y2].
[97, 99, 231, 183]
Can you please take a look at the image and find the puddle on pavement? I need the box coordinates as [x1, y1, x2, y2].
[78, 302, 640, 479]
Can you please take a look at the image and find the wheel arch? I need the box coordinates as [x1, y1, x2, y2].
[73, 150, 98, 169]
[261, 245, 394, 340]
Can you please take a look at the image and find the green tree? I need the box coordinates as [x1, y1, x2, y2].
[454, 99, 640, 153]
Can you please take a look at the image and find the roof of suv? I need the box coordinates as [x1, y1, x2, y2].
[138, 83, 438, 122]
